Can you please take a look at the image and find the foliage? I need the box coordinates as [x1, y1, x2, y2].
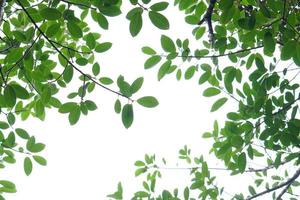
[1, 0, 300, 200]
[110, 0, 300, 199]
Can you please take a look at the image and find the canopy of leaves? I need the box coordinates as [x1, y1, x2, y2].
[1, 0, 300, 200]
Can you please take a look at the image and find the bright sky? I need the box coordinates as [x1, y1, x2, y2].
[4, 2, 254, 199]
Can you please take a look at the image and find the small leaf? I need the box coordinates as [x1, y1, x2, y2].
[24, 157, 32, 176]
[122, 104, 134, 128]
[238, 152, 246, 172]
[68, 105, 81, 125]
[211, 97, 228, 112]
[130, 77, 144, 94]
[33, 156, 47, 166]
[203, 87, 220, 97]
[137, 96, 159, 108]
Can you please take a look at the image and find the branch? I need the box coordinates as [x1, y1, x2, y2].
[161, 45, 263, 60]
[0, 0, 6, 26]
[16, 0, 133, 101]
[198, 0, 217, 43]
[50, 40, 92, 54]
[246, 167, 300, 200]
[2, 144, 32, 155]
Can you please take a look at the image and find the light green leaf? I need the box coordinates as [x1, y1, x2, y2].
[137, 96, 159, 108]
[211, 97, 228, 112]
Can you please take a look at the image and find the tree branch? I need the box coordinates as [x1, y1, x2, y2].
[198, 0, 217, 43]
[246, 167, 300, 200]
[0, 0, 6, 26]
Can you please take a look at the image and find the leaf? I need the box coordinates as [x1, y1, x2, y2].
[59, 102, 77, 113]
[67, 21, 83, 38]
[129, 12, 143, 37]
[281, 40, 296, 60]
[41, 87, 51, 105]
[158, 60, 171, 81]
[4, 85, 16, 108]
[15, 128, 30, 139]
[263, 31, 275, 54]
[238, 152, 246, 173]
[114, 99, 121, 114]
[150, 2, 169, 11]
[85, 100, 97, 111]
[130, 77, 144, 94]
[137, 96, 159, 108]
[148, 11, 169, 30]
[142, 46, 156, 55]
[40, 8, 62, 20]
[24, 157, 32, 176]
[99, 77, 113, 85]
[144, 55, 161, 69]
[33, 156, 47, 166]
[211, 97, 228, 112]
[122, 104, 134, 128]
[92, 63, 100, 76]
[68, 105, 81, 125]
[160, 35, 176, 52]
[95, 42, 112, 53]
[203, 87, 221, 97]
[10, 84, 30, 99]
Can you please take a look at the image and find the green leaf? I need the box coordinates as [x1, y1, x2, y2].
[85, 33, 96, 49]
[263, 31, 275, 55]
[158, 61, 171, 81]
[0, 180, 16, 193]
[203, 87, 221, 97]
[184, 187, 189, 200]
[5, 48, 23, 64]
[148, 11, 169, 30]
[67, 21, 83, 38]
[59, 102, 77, 113]
[137, 96, 159, 108]
[4, 85, 16, 108]
[68, 105, 81, 125]
[85, 100, 97, 111]
[144, 55, 161, 69]
[10, 84, 30, 99]
[33, 156, 47, 166]
[130, 13, 143, 37]
[211, 97, 228, 112]
[130, 77, 144, 94]
[92, 63, 101, 76]
[24, 157, 32, 176]
[40, 8, 62, 20]
[15, 128, 30, 139]
[41, 87, 51, 105]
[238, 152, 246, 172]
[161, 35, 176, 52]
[281, 40, 296, 60]
[95, 42, 112, 53]
[122, 104, 134, 128]
[114, 99, 121, 114]
[99, 77, 113, 85]
[142, 46, 156, 55]
[150, 2, 169, 11]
